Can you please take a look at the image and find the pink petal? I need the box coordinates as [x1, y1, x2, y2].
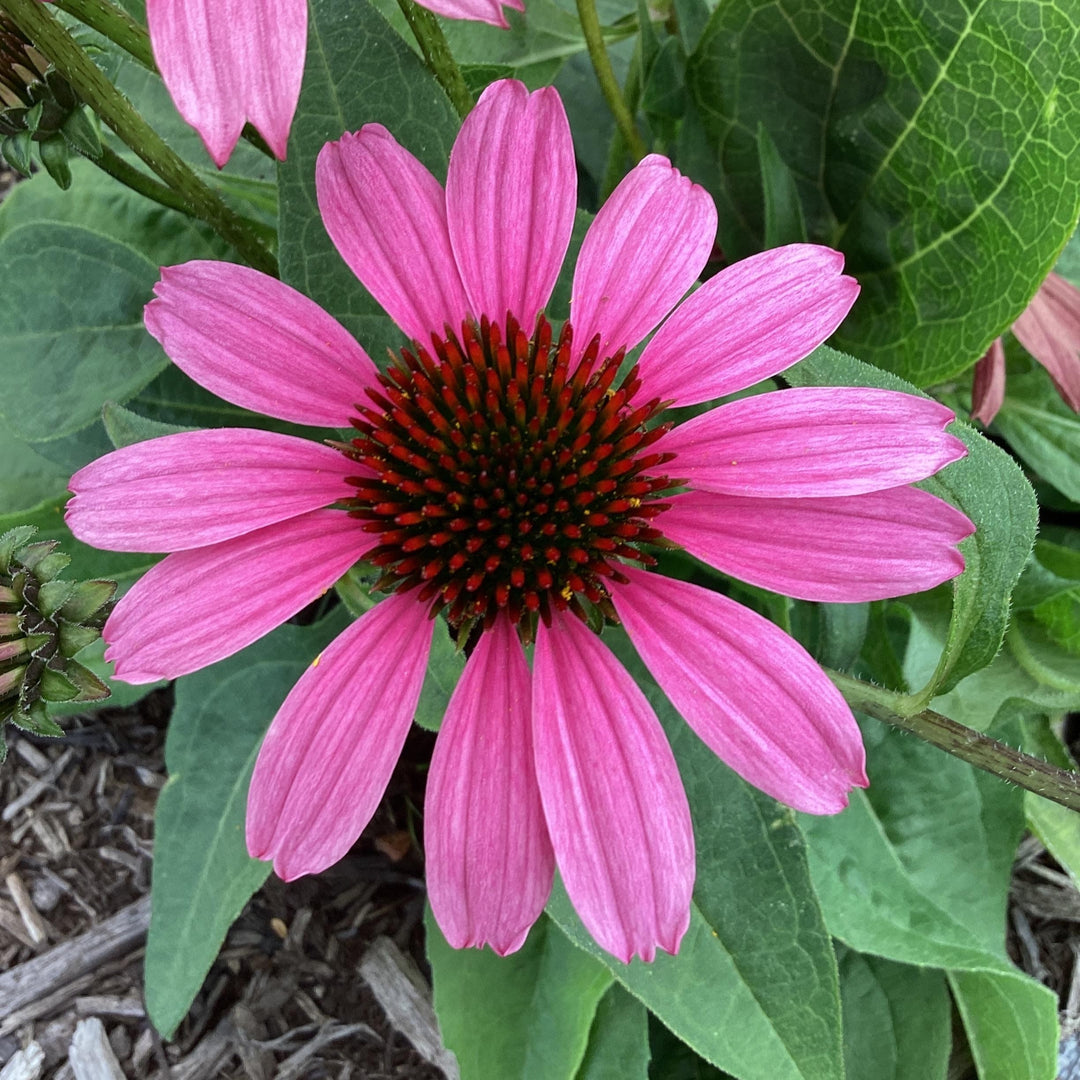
[532, 613, 694, 963]
[658, 387, 966, 497]
[636, 245, 860, 407]
[103, 510, 372, 683]
[570, 155, 716, 363]
[146, 0, 306, 166]
[611, 567, 867, 814]
[1013, 271, 1080, 412]
[246, 594, 435, 880]
[971, 339, 1006, 425]
[660, 487, 973, 602]
[426, 617, 554, 955]
[144, 261, 378, 427]
[416, 0, 524, 28]
[316, 128, 470, 344]
[66, 429, 357, 552]
[446, 81, 575, 330]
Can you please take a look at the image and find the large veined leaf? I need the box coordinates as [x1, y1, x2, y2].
[144, 610, 348, 1038]
[546, 627, 844, 1080]
[277, 0, 459, 347]
[837, 950, 950, 1080]
[685, 0, 1080, 385]
[427, 911, 614, 1080]
[802, 715, 1059, 1080]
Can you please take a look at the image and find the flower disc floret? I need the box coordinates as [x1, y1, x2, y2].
[343, 314, 675, 637]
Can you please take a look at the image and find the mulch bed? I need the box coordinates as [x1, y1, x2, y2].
[0, 695, 450, 1079]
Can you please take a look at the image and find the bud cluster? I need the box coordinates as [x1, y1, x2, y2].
[0, 14, 99, 188]
[0, 526, 115, 764]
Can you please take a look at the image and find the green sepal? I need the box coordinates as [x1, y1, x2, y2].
[0, 526, 37, 573]
[57, 621, 100, 657]
[16, 540, 60, 572]
[24, 100, 43, 135]
[44, 68, 78, 112]
[58, 579, 116, 623]
[0, 130, 32, 176]
[9, 698, 64, 737]
[0, 730, 7, 766]
[39, 134, 71, 190]
[21, 632, 52, 656]
[36, 580, 74, 620]
[0, 613, 20, 636]
[60, 106, 101, 158]
[65, 661, 109, 703]
[31, 551, 71, 582]
[39, 666, 79, 702]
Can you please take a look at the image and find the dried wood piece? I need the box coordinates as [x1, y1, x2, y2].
[165, 1019, 236, 1080]
[358, 936, 460, 1080]
[0, 897, 150, 1020]
[4, 874, 50, 947]
[0, 902, 38, 950]
[273, 1023, 379, 1080]
[0, 1042, 44, 1080]
[2, 750, 75, 823]
[68, 1019, 125, 1080]
[73, 997, 145, 1020]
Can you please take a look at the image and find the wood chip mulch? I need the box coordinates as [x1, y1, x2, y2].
[0, 692, 456, 1080]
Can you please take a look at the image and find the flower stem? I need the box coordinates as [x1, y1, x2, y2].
[829, 669, 1080, 814]
[576, 0, 646, 163]
[394, 0, 474, 120]
[78, 141, 193, 215]
[0, 0, 277, 276]
[51, 0, 153, 68]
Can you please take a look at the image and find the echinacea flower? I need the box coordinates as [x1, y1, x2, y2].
[144, 0, 522, 168]
[65, 79, 973, 963]
[972, 271, 1080, 424]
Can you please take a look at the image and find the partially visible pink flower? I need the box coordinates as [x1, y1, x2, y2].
[143, 0, 522, 168]
[66, 80, 973, 964]
[972, 271, 1080, 424]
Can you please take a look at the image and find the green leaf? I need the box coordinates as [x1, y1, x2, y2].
[837, 950, 950, 1080]
[277, 0, 459, 345]
[0, 222, 168, 442]
[786, 345, 1038, 697]
[426, 910, 613, 1080]
[757, 124, 807, 250]
[992, 362, 1080, 502]
[546, 626, 843, 1080]
[144, 609, 349, 1038]
[948, 969, 1058, 1080]
[685, 0, 1080, 385]
[101, 401, 195, 449]
[414, 619, 465, 732]
[0, 426, 71, 517]
[801, 717, 1024, 973]
[576, 984, 650, 1080]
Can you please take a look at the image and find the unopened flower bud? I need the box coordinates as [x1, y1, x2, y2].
[0, 15, 99, 188]
[0, 526, 116, 764]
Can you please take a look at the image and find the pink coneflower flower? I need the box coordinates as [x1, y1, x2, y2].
[65, 79, 973, 963]
[972, 271, 1080, 424]
[144, 0, 522, 168]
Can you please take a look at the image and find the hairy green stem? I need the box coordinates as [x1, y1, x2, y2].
[576, 0, 646, 163]
[394, 0, 473, 120]
[829, 670, 1080, 814]
[79, 140, 194, 214]
[0, 0, 277, 275]
[51, 0, 153, 67]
